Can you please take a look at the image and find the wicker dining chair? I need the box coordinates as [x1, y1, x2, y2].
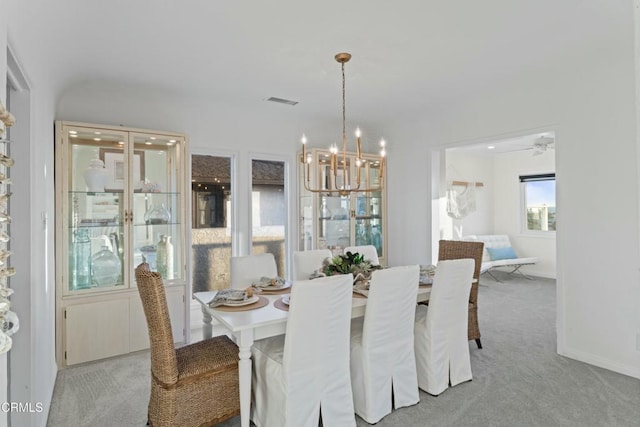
[135, 263, 240, 427]
[438, 240, 485, 349]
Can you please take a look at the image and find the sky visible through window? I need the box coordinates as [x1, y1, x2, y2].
[526, 180, 555, 206]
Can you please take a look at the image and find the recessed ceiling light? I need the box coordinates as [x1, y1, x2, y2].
[94, 132, 101, 135]
[145, 141, 152, 145]
[169, 139, 176, 143]
[487, 145, 495, 150]
[94, 138, 101, 141]
[265, 97, 299, 106]
[69, 130, 77, 135]
[70, 134, 78, 138]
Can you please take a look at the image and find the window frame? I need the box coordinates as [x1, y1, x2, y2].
[520, 173, 556, 236]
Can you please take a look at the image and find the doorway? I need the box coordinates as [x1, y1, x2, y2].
[434, 131, 557, 280]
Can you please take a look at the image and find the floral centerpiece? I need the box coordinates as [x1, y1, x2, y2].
[322, 251, 382, 289]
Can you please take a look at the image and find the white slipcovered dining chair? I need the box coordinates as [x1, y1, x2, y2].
[292, 249, 333, 280]
[414, 258, 475, 396]
[343, 245, 380, 265]
[229, 253, 277, 289]
[251, 274, 356, 427]
[349, 265, 420, 424]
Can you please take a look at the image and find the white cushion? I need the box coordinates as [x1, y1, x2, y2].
[465, 235, 538, 273]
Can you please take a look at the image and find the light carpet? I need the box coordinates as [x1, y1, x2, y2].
[47, 273, 640, 426]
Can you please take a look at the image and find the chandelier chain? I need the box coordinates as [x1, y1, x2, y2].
[342, 62, 346, 145]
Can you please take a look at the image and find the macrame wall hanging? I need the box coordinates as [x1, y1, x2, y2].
[445, 166, 484, 220]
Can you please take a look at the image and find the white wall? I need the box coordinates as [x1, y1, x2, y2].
[387, 4, 640, 378]
[2, 4, 58, 426]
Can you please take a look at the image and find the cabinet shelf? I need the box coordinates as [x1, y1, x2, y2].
[74, 221, 122, 228]
[133, 222, 181, 227]
[355, 215, 382, 220]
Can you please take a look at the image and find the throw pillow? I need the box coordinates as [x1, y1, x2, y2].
[486, 246, 518, 261]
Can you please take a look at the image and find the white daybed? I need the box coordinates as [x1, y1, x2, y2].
[464, 235, 538, 282]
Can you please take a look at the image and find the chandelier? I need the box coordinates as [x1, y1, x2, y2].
[300, 52, 386, 197]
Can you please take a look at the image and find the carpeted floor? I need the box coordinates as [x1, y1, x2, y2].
[46, 273, 640, 426]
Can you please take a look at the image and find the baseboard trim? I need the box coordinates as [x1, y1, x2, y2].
[559, 347, 640, 380]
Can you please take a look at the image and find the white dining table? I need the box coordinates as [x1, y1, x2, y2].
[194, 286, 432, 427]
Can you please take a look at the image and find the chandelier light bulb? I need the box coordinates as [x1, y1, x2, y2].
[301, 134, 307, 144]
[355, 127, 361, 138]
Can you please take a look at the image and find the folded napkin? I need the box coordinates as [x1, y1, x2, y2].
[352, 272, 370, 297]
[208, 289, 251, 307]
[419, 264, 436, 284]
[252, 276, 287, 289]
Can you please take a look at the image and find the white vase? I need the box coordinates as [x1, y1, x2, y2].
[83, 158, 108, 192]
[156, 234, 174, 280]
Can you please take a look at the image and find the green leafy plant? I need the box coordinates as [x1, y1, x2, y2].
[322, 251, 382, 277]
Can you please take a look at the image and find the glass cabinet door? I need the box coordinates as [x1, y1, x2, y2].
[318, 195, 351, 252]
[354, 159, 384, 258]
[64, 126, 128, 293]
[130, 132, 186, 284]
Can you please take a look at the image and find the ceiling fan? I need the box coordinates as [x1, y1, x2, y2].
[531, 136, 555, 156]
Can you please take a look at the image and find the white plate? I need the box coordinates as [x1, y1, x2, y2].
[222, 295, 259, 307]
[281, 295, 290, 306]
[258, 281, 292, 291]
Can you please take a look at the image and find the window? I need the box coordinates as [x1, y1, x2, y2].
[520, 173, 556, 232]
[191, 155, 233, 292]
[251, 159, 287, 277]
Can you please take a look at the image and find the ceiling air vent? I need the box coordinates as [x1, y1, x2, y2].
[265, 97, 299, 106]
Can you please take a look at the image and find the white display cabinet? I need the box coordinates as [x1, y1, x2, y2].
[55, 121, 190, 366]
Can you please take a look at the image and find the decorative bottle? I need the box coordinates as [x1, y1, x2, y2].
[156, 234, 174, 280]
[83, 158, 108, 192]
[72, 228, 92, 290]
[319, 199, 332, 219]
[144, 203, 171, 224]
[91, 245, 122, 287]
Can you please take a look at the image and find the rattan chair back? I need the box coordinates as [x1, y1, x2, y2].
[437, 240, 485, 348]
[135, 263, 179, 385]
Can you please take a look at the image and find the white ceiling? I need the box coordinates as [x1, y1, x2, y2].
[447, 132, 556, 157]
[6, 1, 624, 128]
